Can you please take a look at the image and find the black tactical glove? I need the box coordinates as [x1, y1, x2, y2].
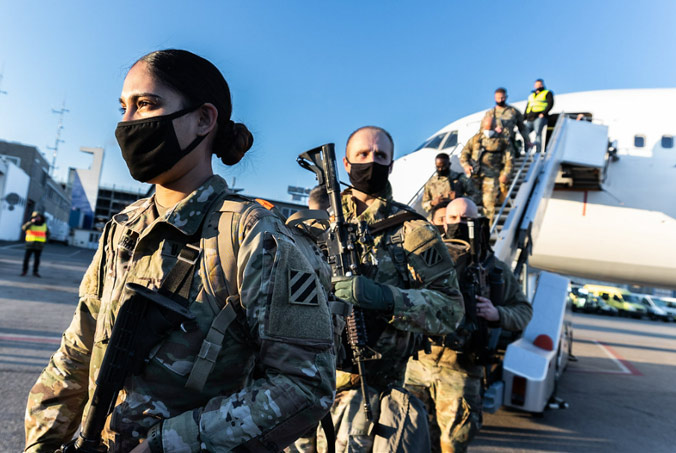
[333, 275, 395, 313]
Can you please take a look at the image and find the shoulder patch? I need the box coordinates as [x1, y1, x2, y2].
[288, 268, 320, 306]
[263, 233, 332, 346]
[420, 246, 443, 267]
[403, 220, 455, 284]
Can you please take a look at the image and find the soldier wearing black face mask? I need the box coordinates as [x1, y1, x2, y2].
[301, 126, 465, 452]
[422, 153, 479, 216]
[405, 197, 531, 453]
[483, 87, 532, 157]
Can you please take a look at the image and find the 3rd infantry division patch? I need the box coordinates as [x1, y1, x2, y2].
[289, 269, 320, 306]
[420, 246, 443, 267]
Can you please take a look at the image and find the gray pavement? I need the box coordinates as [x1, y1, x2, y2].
[1, 242, 675, 452]
[0, 242, 94, 453]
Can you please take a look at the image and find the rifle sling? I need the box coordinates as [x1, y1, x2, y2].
[368, 210, 421, 236]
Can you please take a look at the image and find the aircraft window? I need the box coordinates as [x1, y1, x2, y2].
[634, 135, 645, 148]
[414, 138, 433, 151]
[661, 135, 673, 148]
[426, 133, 447, 150]
[601, 293, 609, 300]
[442, 131, 459, 149]
[613, 295, 621, 301]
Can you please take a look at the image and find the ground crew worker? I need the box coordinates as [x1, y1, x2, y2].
[25, 49, 335, 453]
[422, 153, 479, 216]
[484, 87, 532, 156]
[21, 211, 48, 277]
[294, 126, 465, 452]
[459, 117, 511, 224]
[405, 197, 532, 453]
[524, 79, 554, 150]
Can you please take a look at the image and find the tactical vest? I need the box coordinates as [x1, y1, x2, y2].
[526, 89, 550, 114]
[26, 223, 47, 242]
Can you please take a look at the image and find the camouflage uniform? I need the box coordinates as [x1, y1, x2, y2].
[421, 171, 480, 215]
[459, 133, 511, 223]
[483, 105, 530, 156]
[405, 240, 533, 453]
[25, 175, 336, 453]
[292, 184, 465, 453]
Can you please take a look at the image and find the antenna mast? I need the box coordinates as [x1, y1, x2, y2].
[47, 100, 69, 177]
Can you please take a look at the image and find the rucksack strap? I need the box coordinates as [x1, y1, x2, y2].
[185, 295, 239, 391]
[185, 198, 268, 392]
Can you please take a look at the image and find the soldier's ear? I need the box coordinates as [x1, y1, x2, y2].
[343, 156, 351, 173]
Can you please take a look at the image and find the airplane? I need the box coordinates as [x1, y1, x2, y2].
[388, 88, 676, 414]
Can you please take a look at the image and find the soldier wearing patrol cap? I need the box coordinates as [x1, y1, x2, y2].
[293, 126, 465, 452]
[25, 49, 335, 453]
[21, 211, 48, 277]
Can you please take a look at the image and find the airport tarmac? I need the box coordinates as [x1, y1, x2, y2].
[1, 243, 674, 452]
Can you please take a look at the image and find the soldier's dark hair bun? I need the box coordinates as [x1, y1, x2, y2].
[214, 121, 254, 165]
[137, 49, 253, 166]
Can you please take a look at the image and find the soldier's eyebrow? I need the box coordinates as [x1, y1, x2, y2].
[118, 93, 163, 104]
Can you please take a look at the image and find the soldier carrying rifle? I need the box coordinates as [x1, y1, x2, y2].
[24, 49, 335, 453]
[292, 126, 465, 452]
[405, 197, 532, 453]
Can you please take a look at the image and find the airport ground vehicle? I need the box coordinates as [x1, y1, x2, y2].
[583, 285, 647, 319]
[570, 287, 618, 316]
[637, 295, 675, 322]
[656, 297, 676, 320]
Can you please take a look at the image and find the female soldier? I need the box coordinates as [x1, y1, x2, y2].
[25, 49, 335, 453]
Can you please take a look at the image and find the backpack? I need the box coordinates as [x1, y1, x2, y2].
[185, 194, 342, 391]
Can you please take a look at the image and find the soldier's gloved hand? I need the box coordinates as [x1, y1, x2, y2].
[333, 276, 395, 313]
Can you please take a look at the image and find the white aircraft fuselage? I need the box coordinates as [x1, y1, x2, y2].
[390, 88, 676, 290]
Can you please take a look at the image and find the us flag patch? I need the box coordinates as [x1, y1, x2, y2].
[288, 269, 320, 306]
[420, 246, 443, 267]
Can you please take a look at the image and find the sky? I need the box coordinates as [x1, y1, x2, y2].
[0, 1, 674, 202]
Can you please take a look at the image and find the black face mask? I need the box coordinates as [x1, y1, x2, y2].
[436, 166, 450, 176]
[445, 222, 470, 242]
[434, 224, 446, 235]
[495, 100, 506, 107]
[115, 106, 206, 182]
[348, 161, 390, 195]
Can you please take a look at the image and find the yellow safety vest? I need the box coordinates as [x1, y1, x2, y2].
[526, 89, 550, 114]
[26, 223, 47, 242]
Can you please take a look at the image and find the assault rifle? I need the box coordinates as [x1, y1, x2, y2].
[457, 218, 504, 365]
[298, 143, 380, 421]
[57, 283, 195, 452]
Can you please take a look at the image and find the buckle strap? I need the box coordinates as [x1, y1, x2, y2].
[159, 242, 202, 300]
[185, 297, 239, 392]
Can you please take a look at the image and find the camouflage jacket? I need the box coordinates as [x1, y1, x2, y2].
[483, 105, 530, 146]
[421, 170, 480, 213]
[336, 184, 464, 391]
[419, 241, 532, 376]
[25, 175, 335, 453]
[459, 132, 512, 179]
